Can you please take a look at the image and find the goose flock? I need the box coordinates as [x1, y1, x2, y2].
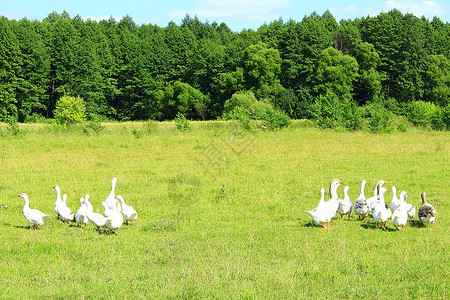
[18, 177, 137, 235]
[15, 176, 437, 233]
[305, 179, 437, 230]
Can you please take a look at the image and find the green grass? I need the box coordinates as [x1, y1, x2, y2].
[0, 121, 448, 299]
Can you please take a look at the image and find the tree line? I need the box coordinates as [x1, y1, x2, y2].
[0, 9, 448, 129]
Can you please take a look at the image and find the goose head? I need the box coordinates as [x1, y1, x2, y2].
[421, 191, 427, 205]
[375, 180, 387, 199]
[17, 193, 28, 200]
[329, 179, 343, 200]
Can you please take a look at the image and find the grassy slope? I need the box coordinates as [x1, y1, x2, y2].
[0, 121, 448, 299]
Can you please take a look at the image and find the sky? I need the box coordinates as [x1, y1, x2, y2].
[0, 0, 448, 31]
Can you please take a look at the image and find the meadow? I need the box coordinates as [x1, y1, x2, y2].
[0, 121, 448, 299]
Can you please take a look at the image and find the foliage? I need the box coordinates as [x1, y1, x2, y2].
[365, 103, 394, 133]
[406, 101, 439, 129]
[222, 91, 272, 120]
[0, 10, 448, 131]
[309, 91, 362, 130]
[262, 108, 292, 131]
[174, 112, 192, 131]
[53, 96, 87, 125]
[5, 118, 26, 137]
[158, 81, 209, 120]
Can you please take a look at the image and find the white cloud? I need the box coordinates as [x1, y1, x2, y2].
[167, 0, 292, 22]
[373, 0, 445, 19]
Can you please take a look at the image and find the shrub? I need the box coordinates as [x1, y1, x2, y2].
[309, 91, 361, 130]
[262, 109, 292, 131]
[223, 91, 272, 120]
[24, 113, 49, 124]
[365, 103, 394, 133]
[441, 104, 450, 130]
[175, 113, 192, 131]
[397, 122, 407, 132]
[406, 101, 438, 128]
[54, 96, 86, 125]
[6, 118, 25, 137]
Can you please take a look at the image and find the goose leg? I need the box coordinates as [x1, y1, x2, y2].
[431, 222, 434, 229]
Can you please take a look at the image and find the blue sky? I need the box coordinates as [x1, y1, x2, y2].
[1, 0, 448, 31]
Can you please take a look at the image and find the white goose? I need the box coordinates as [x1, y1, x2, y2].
[372, 187, 391, 229]
[368, 180, 387, 215]
[53, 185, 64, 218]
[75, 197, 89, 228]
[85, 194, 107, 230]
[58, 194, 75, 222]
[354, 180, 369, 220]
[337, 186, 352, 219]
[391, 190, 408, 230]
[305, 188, 335, 229]
[389, 185, 402, 212]
[18, 193, 49, 230]
[102, 200, 123, 235]
[116, 195, 138, 224]
[312, 179, 342, 218]
[105, 177, 121, 212]
[403, 192, 416, 219]
[418, 192, 437, 228]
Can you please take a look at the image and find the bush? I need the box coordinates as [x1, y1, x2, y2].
[365, 103, 394, 133]
[175, 113, 192, 131]
[223, 91, 272, 120]
[54, 96, 87, 125]
[24, 113, 50, 124]
[406, 101, 438, 128]
[262, 109, 292, 131]
[6, 118, 25, 137]
[441, 104, 450, 130]
[309, 91, 362, 130]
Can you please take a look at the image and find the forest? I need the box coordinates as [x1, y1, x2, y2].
[0, 9, 449, 129]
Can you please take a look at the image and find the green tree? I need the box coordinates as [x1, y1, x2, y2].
[423, 54, 449, 106]
[353, 42, 382, 105]
[12, 19, 50, 122]
[242, 42, 283, 100]
[314, 47, 359, 100]
[0, 17, 20, 122]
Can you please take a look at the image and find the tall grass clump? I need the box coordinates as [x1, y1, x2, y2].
[174, 113, 192, 131]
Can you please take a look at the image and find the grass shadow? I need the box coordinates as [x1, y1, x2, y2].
[409, 219, 425, 228]
[360, 222, 397, 232]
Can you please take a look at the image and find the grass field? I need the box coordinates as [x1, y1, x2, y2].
[0, 121, 448, 299]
